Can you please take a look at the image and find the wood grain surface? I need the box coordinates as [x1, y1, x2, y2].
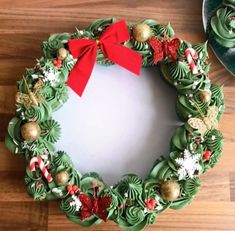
[0, 0, 235, 230]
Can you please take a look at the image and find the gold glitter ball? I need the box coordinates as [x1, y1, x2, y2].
[199, 91, 211, 103]
[160, 180, 181, 201]
[55, 171, 69, 186]
[57, 48, 68, 61]
[20, 122, 41, 142]
[132, 24, 152, 42]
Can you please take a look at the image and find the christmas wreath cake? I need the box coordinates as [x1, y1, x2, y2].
[5, 18, 224, 230]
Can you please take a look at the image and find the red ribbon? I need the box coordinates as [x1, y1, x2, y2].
[67, 20, 142, 96]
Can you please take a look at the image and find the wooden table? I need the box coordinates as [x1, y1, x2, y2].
[0, 0, 235, 230]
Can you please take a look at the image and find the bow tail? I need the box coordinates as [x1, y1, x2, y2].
[101, 43, 142, 75]
[67, 44, 98, 96]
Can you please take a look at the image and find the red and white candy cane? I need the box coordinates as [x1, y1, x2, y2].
[185, 48, 199, 75]
[29, 156, 53, 183]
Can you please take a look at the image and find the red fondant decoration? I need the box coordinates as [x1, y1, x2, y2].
[67, 20, 142, 96]
[78, 187, 112, 221]
[149, 36, 180, 64]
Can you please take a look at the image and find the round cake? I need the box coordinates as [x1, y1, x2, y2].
[5, 18, 225, 230]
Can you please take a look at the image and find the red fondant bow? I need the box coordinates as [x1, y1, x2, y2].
[67, 20, 143, 96]
[149, 36, 180, 64]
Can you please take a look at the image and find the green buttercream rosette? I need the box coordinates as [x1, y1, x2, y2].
[5, 117, 24, 154]
[170, 125, 203, 154]
[211, 7, 235, 48]
[149, 158, 177, 180]
[40, 119, 61, 143]
[115, 174, 143, 201]
[24, 102, 52, 123]
[210, 84, 225, 120]
[223, 0, 235, 10]
[27, 180, 48, 200]
[42, 33, 71, 59]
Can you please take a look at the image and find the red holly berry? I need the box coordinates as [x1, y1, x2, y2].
[67, 184, 72, 192]
[203, 150, 212, 161]
[145, 199, 156, 210]
[72, 185, 79, 192]
[52, 59, 62, 68]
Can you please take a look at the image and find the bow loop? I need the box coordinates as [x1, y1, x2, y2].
[67, 20, 142, 96]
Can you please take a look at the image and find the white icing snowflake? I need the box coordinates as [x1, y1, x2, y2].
[42, 68, 59, 85]
[175, 149, 202, 180]
[70, 195, 82, 211]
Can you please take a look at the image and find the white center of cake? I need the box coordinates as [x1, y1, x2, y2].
[53, 64, 181, 185]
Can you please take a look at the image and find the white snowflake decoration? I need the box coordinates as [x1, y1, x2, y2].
[175, 149, 202, 180]
[42, 68, 60, 85]
[70, 195, 82, 211]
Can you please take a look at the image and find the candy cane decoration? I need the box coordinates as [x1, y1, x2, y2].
[185, 48, 199, 75]
[29, 156, 53, 183]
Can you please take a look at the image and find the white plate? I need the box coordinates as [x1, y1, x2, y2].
[53, 64, 181, 185]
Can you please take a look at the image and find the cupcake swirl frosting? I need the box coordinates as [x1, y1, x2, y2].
[211, 7, 235, 48]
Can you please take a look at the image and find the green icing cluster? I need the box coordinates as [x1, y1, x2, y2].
[5, 18, 225, 231]
[209, 1, 235, 48]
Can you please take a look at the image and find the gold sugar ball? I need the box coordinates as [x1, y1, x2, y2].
[199, 91, 211, 103]
[20, 122, 41, 142]
[55, 171, 69, 186]
[160, 180, 181, 201]
[57, 48, 68, 61]
[132, 24, 152, 42]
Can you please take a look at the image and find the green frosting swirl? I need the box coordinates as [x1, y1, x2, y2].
[204, 129, 224, 153]
[149, 159, 176, 180]
[211, 7, 235, 48]
[60, 196, 78, 215]
[223, 0, 235, 10]
[42, 83, 69, 111]
[40, 119, 61, 143]
[168, 61, 190, 80]
[209, 150, 223, 168]
[27, 180, 47, 200]
[170, 195, 192, 210]
[175, 74, 211, 95]
[171, 125, 203, 154]
[115, 174, 143, 200]
[210, 84, 225, 120]
[53, 151, 73, 169]
[192, 42, 208, 62]
[155, 23, 175, 39]
[176, 93, 208, 121]
[24, 102, 52, 123]
[80, 172, 105, 194]
[5, 117, 24, 154]
[126, 206, 145, 225]
[182, 177, 201, 196]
